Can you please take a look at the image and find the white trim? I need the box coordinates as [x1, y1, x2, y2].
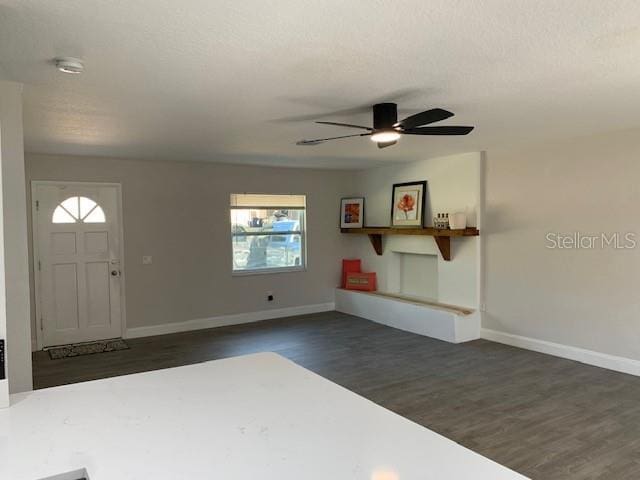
[231, 266, 306, 276]
[0, 379, 7, 409]
[481, 328, 640, 377]
[30, 181, 126, 351]
[477, 151, 486, 312]
[124, 302, 335, 339]
[30, 183, 41, 350]
[228, 194, 307, 277]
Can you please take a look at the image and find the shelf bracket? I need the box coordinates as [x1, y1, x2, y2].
[433, 236, 451, 261]
[367, 234, 383, 255]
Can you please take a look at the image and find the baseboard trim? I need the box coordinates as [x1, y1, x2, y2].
[481, 328, 640, 377]
[125, 302, 335, 339]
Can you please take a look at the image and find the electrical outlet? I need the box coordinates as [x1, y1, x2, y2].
[142, 256, 152, 265]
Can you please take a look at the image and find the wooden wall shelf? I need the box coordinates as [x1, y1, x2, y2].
[340, 227, 479, 261]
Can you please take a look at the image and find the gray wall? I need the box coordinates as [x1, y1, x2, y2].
[483, 128, 640, 361]
[26, 154, 355, 342]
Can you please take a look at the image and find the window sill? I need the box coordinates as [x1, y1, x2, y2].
[231, 266, 306, 277]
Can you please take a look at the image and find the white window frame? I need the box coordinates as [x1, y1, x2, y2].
[229, 194, 307, 276]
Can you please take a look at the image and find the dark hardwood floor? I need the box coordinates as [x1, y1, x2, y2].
[33, 312, 640, 480]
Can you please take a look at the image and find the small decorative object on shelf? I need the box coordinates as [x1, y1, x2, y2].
[345, 271, 377, 291]
[449, 212, 467, 230]
[391, 181, 427, 227]
[433, 213, 451, 229]
[341, 258, 362, 288]
[340, 197, 365, 228]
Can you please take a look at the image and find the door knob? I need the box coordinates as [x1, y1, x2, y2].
[111, 270, 120, 277]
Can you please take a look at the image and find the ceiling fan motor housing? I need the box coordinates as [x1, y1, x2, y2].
[373, 103, 398, 130]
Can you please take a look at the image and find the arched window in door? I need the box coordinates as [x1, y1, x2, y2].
[52, 196, 106, 224]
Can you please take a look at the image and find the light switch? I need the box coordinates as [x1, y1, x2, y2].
[142, 256, 152, 265]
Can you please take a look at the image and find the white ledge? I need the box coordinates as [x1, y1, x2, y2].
[335, 288, 480, 343]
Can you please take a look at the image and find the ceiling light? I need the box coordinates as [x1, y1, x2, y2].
[55, 57, 84, 74]
[370, 130, 401, 143]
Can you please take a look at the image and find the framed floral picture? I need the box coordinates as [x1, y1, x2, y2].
[391, 181, 426, 227]
[340, 197, 364, 228]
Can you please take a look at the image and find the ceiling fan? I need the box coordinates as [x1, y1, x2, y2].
[296, 103, 474, 149]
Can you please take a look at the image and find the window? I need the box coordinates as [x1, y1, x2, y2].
[230, 194, 306, 273]
[52, 196, 106, 224]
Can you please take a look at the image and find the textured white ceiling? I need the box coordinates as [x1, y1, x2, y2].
[1, 0, 640, 168]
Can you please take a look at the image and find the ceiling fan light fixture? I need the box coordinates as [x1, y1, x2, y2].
[370, 130, 401, 143]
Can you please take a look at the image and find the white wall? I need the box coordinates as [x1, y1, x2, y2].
[483, 128, 640, 362]
[26, 154, 355, 343]
[0, 81, 32, 395]
[348, 152, 481, 308]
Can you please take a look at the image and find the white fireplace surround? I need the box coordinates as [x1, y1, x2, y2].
[337, 237, 481, 344]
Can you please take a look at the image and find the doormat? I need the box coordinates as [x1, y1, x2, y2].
[47, 339, 129, 360]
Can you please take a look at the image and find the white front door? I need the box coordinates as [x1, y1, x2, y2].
[33, 183, 123, 347]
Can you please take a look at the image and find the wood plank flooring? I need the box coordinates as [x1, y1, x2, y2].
[33, 311, 640, 479]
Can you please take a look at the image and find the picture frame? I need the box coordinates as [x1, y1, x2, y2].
[391, 181, 427, 227]
[340, 197, 365, 229]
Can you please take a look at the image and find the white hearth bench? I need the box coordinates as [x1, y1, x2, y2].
[335, 288, 481, 343]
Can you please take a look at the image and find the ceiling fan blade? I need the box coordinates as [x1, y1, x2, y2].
[377, 140, 397, 149]
[296, 133, 371, 145]
[402, 126, 474, 135]
[398, 108, 454, 129]
[316, 121, 373, 131]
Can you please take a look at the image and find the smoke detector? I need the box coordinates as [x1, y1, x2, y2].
[54, 57, 84, 74]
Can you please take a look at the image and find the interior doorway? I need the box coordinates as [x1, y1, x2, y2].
[31, 182, 125, 349]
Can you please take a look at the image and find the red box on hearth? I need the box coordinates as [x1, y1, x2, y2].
[341, 259, 362, 288]
[345, 272, 377, 291]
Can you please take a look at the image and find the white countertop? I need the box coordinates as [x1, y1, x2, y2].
[0, 352, 527, 480]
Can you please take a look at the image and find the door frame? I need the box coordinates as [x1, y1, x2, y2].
[31, 181, 127, 351]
